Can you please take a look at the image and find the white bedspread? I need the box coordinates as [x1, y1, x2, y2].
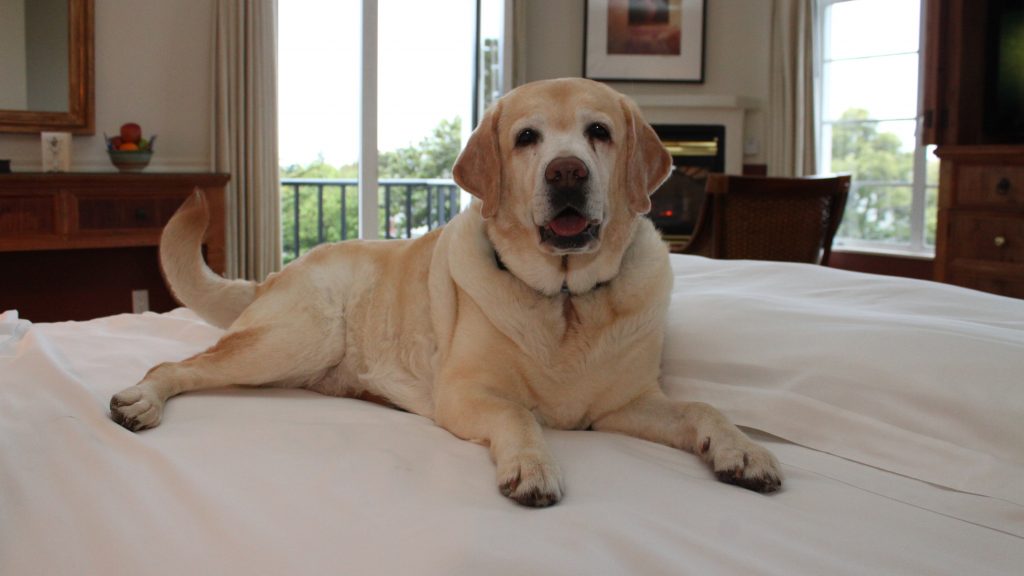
[2, 255, 1022, 575]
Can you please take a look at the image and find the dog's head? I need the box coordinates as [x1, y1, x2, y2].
[453, 78, 672, 292]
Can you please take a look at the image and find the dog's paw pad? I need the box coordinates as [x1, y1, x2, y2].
[110, 386, 163, 432]
[498, 453, 564, 507]
[712, 444, 782, 494]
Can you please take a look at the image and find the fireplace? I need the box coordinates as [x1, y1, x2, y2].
[648, 124, 725, 240]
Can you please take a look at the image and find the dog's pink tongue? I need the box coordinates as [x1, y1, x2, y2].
[548, 212, 589, 237]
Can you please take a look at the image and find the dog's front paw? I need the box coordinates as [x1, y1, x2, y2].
[705, 438, 782, 494]
[110, 385, 164, 432]
[497, 451, 564, 507]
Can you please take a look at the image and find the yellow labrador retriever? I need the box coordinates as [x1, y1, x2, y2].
[111, 78, 782, 506]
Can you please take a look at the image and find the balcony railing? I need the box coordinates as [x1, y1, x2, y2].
[280, 178, 461, 263]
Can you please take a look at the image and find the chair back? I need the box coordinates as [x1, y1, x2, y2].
[681, 174, 851, 265]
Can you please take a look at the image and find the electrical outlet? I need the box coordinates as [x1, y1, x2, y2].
[131, 290, 150, 314]
[744, 137, 761, 156]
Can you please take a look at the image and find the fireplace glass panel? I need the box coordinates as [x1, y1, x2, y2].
[648, 125, 726, 242]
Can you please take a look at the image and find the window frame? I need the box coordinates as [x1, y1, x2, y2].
[283, 0, 510, 241]
[814, 0, 936, 257]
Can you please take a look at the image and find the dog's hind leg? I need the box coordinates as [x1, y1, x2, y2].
[110, 319, 343, 432]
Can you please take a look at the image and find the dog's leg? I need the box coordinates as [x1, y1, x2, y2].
[592, 389, 782, 493]
[435, 390, 564, 507]
[110, 322, 342, 432]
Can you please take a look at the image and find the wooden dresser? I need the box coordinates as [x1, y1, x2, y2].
[0, 173, 229, 321]
[924, 0, 1024, 299]
[934, 148, 1024, 298]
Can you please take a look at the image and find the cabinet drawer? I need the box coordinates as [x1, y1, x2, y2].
[949, 214, 1023, 263]
[956, 164, 1024, 208]
[949, 270, 1024, 300]
[75, 193, 186, 232]
[0, 193, 59, 237]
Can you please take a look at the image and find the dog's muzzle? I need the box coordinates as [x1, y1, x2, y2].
[539, 157, 601, 253]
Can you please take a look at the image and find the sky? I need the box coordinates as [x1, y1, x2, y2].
[821, 0, 922, 152]
[280, 0, 922, 165]
[278, 0, 483, 168]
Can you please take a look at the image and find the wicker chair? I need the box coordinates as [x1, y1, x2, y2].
[680, 174, 851, 265]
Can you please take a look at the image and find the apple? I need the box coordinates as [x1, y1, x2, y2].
[120, 122, 142, 144]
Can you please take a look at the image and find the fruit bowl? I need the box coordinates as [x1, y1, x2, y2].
[108, 149, 153, 172]
[106, 122, 156, 172]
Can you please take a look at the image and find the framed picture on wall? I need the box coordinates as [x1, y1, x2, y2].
[584, 0, 706, 83]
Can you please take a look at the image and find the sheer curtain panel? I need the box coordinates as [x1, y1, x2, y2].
[768, 0, 816, 177]
[212, 0, 281, 280]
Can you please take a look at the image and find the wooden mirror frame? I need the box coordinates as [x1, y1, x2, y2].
[0, 0, 95, 135]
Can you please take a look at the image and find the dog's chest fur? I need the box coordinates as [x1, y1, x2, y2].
[435, 211, 673, 429]
[490, 277, 667, 428]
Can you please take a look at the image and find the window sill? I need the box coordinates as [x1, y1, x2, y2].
[832, 243, 935, 261]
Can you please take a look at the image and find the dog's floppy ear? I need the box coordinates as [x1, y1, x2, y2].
[620, 97, 673, 214]
[453, 102, 503, 219]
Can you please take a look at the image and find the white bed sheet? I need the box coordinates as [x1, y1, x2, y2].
[2, 255, 1022, 575]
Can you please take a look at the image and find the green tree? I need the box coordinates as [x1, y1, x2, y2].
[280, 118, 463, 263]
[380, 117, 461, 179]
[280, 153, 359, 263]
[378, 117, 462, 239]
[281, 153, 358, 180]
[830, 109, 916, 243]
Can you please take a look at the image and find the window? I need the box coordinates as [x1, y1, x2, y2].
[278, 0, 508, 262]
[816, 0, 938, 255]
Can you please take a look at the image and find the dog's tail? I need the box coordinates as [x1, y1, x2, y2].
[160, 190, 256, 329]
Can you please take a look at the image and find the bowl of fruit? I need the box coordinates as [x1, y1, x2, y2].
[106, 122, 156, 172]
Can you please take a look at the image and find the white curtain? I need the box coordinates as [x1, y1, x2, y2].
[212, 0, 281, 280]
[768, 0, 817, 177]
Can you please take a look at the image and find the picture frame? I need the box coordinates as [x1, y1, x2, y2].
[584, 0, 706, 83]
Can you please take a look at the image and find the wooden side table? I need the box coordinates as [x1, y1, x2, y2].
[0, 172, 229, 321]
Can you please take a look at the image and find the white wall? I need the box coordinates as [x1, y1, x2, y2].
[518, 0, 773, 166]
[0, 0, 213, 172]
[0, 0, 774, 171]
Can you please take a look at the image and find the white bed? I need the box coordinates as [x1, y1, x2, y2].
[2, 254, 1022, 575]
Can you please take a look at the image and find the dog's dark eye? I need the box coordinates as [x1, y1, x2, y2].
[586, 123, 611, 142]
[515, 128, 540, 147]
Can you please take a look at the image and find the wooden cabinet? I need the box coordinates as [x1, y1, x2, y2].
[934, 147, 1024, 298]
[925, 0, 1024, 299]
[0, 173, 229, 321]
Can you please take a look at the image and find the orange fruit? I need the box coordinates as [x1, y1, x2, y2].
[119, 142, 139, 151]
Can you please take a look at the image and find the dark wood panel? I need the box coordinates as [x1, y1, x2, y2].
[949, 266, 1024, 299]
[76, 194, 184, 231]
[0, 172, 229, 321]
[0, 194, 59, 236]
[0, 247, 180, 322]
[949, 214, 1023, 263]
[955, 164, 1024, 209]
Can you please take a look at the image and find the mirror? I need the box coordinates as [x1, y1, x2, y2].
[0, 0, 94, 134]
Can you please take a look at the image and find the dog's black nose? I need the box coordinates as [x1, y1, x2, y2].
[545, 157, 589, 189]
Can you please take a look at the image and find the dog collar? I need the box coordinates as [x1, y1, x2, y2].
[493, 251, 605, 296]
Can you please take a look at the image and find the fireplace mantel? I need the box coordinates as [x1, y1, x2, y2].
[634, 94, 753, 175]
[633, 94, 756, 110]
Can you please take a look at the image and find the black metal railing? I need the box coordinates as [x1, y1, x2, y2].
[280, 178, 461, 263]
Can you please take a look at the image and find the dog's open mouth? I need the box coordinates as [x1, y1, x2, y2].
[539, 208, 601, 252]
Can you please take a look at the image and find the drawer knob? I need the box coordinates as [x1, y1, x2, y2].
[996, 178, 1011, 196]
[134, 208, 148, 221]
[994, 235, 1007, 248]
